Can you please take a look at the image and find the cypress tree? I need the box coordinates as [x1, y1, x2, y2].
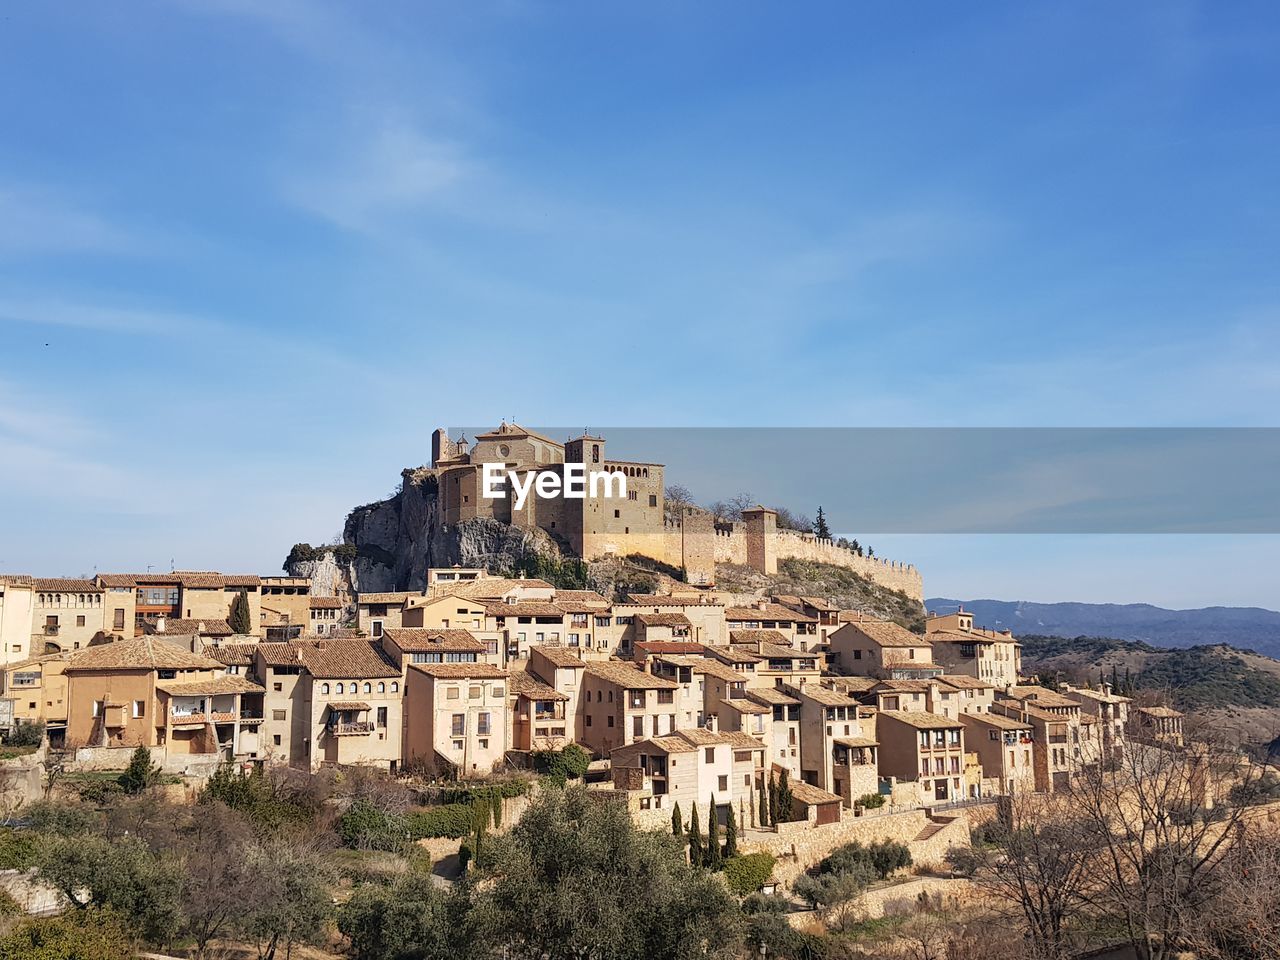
[814, 506, 831, 540]
[778, 769, 793, 823]
[705, 796, 721, 869]
[758, 780, 770, 827]
[688, 802, 702, 866]
[724, 804, 738, 859]
[1111, 664, 1120, 691]
[768, 775, 779, 825]
[228, 589, 252, 635]
[671, 801, 683, 839]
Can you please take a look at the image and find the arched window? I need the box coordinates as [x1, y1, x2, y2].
[363, 682, 372, 693]
[391, 681, 399, 693]
[591, 444, 600, 463]
[377, 682, 385, 693]
[335, 682, 344, 694]
[321, 683, 330, 695]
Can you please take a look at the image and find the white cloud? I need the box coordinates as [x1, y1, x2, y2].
[0, 187, 143, 257]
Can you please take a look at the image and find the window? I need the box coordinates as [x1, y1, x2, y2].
[607, 715, 614, 727]
[446, 686, 460, 700]
[76, 615, 86, 627]
[273, 710, 286, 721]
[371, 620, 383, 638]
[478, 712, 490, 735]
[133, 700, 145, 718]
[377, 682, 385, 693]
[469, 685, 482, 700]
[585, 715, 593, 727]
[704, 747, 715, 763]
[649, 494, 658, 507]
[391, 681, 398, 692]
[633, 716, 644, 737]
[274, 682, 283, 692]
[335, 682, 344, 694]
[614, 509, 620, 518]
[377, 706, 388, 727]
[321, 684, 330, 695]
[718, 775, 728, 790]
[451, 714, 465, 736]
[114, 608, 125, 630]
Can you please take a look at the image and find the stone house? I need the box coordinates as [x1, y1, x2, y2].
[403, 662, 509, 778]
[960, 711, 1035, 796]
[925, 610, 1021, 687]
[876, 710, 968, 805]
[579, 661, 680, 757]
[826, 619, 939, 680]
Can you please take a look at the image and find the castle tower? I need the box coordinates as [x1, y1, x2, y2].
[742, 506, 778, 575]
[564, 433, 605, 467]
[679, 508, 716, 586]
[431, 427, 449, 467]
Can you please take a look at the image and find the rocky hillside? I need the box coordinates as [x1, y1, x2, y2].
[716, 559, 926, 632]
[1020, 634, 1280, 745]
[929, 597, 1280, 659]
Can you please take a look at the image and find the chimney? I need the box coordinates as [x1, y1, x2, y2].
[155, 616, 166, 633]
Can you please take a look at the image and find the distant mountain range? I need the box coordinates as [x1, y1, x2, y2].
[926, 598, 1280, 660]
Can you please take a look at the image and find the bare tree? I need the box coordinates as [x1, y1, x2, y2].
[1183, 821, 1280, 959]
[663, 485, 694, 522]
[1069, 732, 1267, 960]
[966, 795, 1097, 959]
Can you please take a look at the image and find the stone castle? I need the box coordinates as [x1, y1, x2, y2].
[430, 422, 922, 600]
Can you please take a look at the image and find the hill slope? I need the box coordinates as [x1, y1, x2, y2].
[1018, 635, 1280, 744]
[927, 597, 1280, 659]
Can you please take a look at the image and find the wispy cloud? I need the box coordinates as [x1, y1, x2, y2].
[0, 186, 144, 257]
[0, 299, 224, 337]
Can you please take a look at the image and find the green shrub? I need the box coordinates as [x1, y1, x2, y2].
[338, 800, 408, 851]
[78, 780, 125, 805]
[855, 792, 885, 809]
[532, 744, 591, 784]
[723, 852, 776, 895]
[405, 804, 473, 839]
[5, 720, 45, 748]
[117, 747, 159, 795]
[0, 830, 37, 870]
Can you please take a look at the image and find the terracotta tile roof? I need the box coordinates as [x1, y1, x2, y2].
[774, 594, 837, 613]
[874, 679, 934, 693]
[758, 643, 817, 661]
[96, 574, 140, 587]
[509, 672, 569, 701]
[714, 730, 768, 750]
[584, 662, 679, 689]
[1003, 686, 1079, 709]
[255, 641, 312, 666]
[878, 710, 961, 730]
[531, 645, 587, 668]
[357, 592, 417, 605]
[443, 578, 555, 599]
[635, 641, 708, 656]
[793, 685, 859, 707]
[552, 590, 610, 606]
[722, 698, 769, 715]
[729, 630, 791, 646]
[204, 643, 257, 666]
[0, 575, 34, 586]
[745, 687, 800, 707]
[327, 701, 370, 711]
[635, 612, 693, 628]
[1067, 687, 1131, 704]
[789, 781, 842, 805]
[309, 597, 345, 610]
[834, 735, 879, 748]
[828, 677, 878, 694]
[928, 629, 997, 645]
[725, 603, 817, 623]
[382, 628, 486, 652]
[644, 735, 700, 754]
[66, 636, 225, 672]
[836, 620, 927, 648]
[157, 675, 264, 696]
[152, 619, 233, 637]
[33, 578, 102, 592]
[95, 572, 260, 589]
[707, 646, 764, 665]
[483, 600, 565, 618]
[937, 675, 994, 691]
[617, 594, 723, 608]
[409, 662, 507, 679]
[301, 640, 400, 679]
[689, 660, 748, 683]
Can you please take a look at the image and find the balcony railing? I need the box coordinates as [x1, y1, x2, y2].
[43, 625, 60, 636]
[329, 721, 374, 736]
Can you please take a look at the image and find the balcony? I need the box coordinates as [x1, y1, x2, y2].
[171, 711, 238, 725]
[43, 624, 60, 636]
[329, 721, 374, 736]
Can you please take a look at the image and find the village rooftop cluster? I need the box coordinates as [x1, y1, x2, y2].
[0, 565, 1185, 828]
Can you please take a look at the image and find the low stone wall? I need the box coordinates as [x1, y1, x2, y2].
[0, 869, 64, 916]
[69, 745, 224, 779]
[0, 743, 45, 812]
[742, 806, 974, 885]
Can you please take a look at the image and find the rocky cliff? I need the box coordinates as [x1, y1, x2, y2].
[289, 468, 566, 594]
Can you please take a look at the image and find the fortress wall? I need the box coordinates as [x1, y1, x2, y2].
[712, 526, 748, 565]
[772, 529, 923, 600]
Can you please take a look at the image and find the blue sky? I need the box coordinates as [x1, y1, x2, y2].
[2, 2, 1279, 607]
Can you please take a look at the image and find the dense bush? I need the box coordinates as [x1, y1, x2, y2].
[77, 780, 124, 805]
[0, 907, 134, 960]
[855, 792, 885, 809]
[532, 744, 591, 784]
[200, 764, 321, 829]
[722, 852, 776, 895]
[5, 720, 45, 748]
[338, 800, 409, 852]
[405, 804, 473, 839]
[0, 829, 37, 870]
